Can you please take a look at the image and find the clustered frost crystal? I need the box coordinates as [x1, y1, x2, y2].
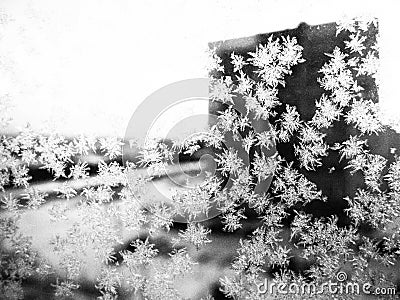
[1, 16, 399, 300]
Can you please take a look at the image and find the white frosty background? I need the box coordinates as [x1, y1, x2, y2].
[0, 0, 399, 137]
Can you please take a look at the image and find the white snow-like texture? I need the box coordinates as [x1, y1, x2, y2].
[1, 16, 400, 300]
